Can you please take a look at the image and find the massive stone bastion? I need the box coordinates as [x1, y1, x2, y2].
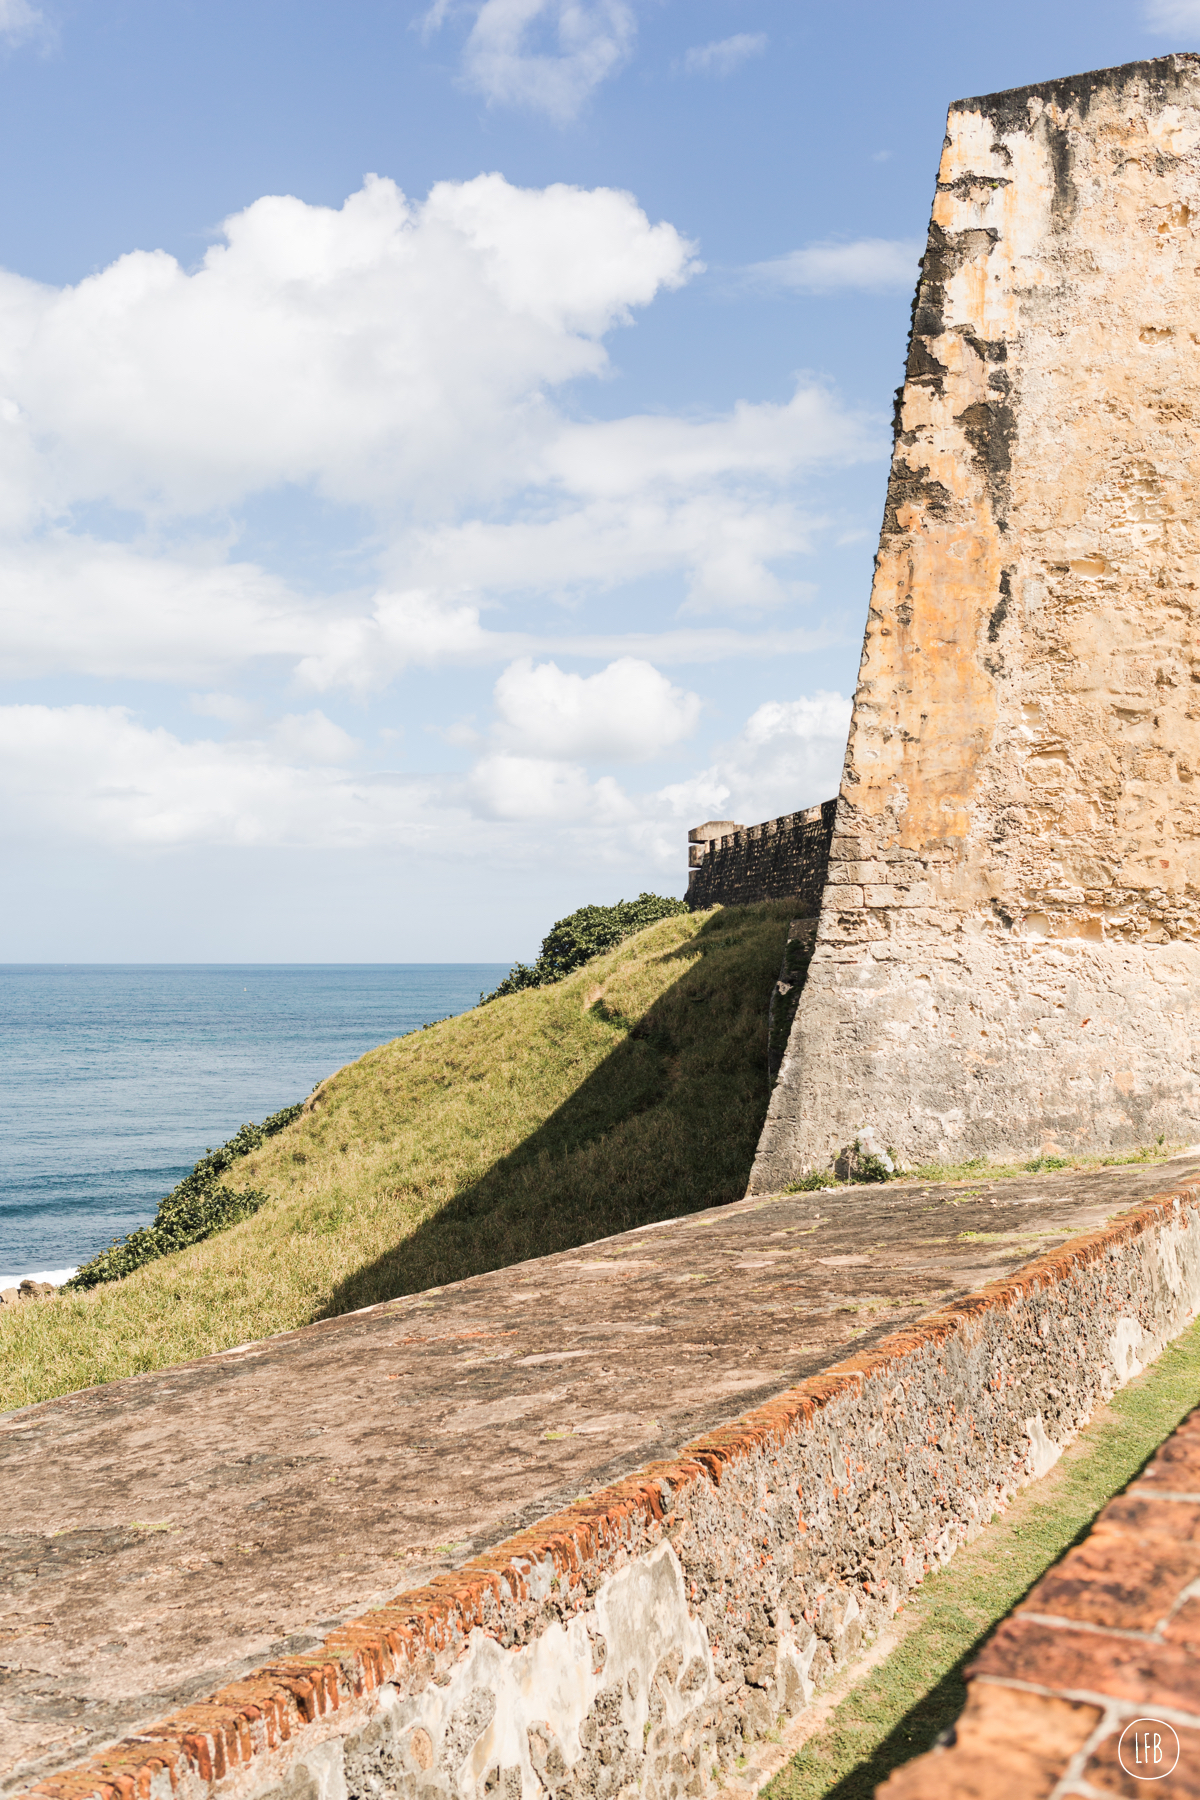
[754, 52, 1200, 1186]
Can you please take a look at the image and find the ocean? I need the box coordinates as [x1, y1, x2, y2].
[0, 964, 509, 1285]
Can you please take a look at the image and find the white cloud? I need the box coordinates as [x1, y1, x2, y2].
[427, 0, 636, 122]
[0, 530, 844, 690]
[682, 33, 766, 77]
[0, 173, 695, 519]
[0, 0, 46, 46]
[190, 692, 261, 727]
[0, 701, 640, 851]
[0, 535, 311, 680]
[0, 173, 891, 698]
[492, 656, 701, 761]
[291, 588, 494, 692]
[395, 493, 818, 625]
[0, 690, 851, 859]
[745, 237, 923, 295]
[541, 383, 871, 495]
[374, 380, 882, 628]
[655, 693, 851, 828]
[0, 705, 430, 850]
[466, 752, 629, 821]
[0, 370, 879, 690]
[0, 165, 875, 908]
[269, 710, 363, 765]
[1144, 0, 1200, 26]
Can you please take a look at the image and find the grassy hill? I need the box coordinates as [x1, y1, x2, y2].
[0, 901, 797, 1413]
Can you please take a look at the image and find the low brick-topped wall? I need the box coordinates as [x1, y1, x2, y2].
[882, 1392, 1200, 1797]
[686, 800, 836, 911]
[18, 1181, 1200, 1800]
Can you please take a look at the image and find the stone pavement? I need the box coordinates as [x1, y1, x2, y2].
[3, 1151, 1198, 1796]
[882, 1395, 1200, 1798]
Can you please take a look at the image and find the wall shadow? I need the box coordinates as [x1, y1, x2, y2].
[317, 902, 798, 1317]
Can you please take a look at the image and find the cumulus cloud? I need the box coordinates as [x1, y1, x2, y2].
[0, 375, 879, 689]
[268, 711, 363, 765]
[426, 0, 636, 122]
[0, 164, 876, 901]
[492, 656, 701, 762]
[1144, 0, 1200, 25]
[745, 237, 923, 295]
[0, 701, 640, 852]
[397, 493, 817, 624]
[0, 173, 694, 520]
[0, 690, 851, 860]
[466, 753, 630, 822]
[1, 172, 893, 693]
[656, 693, 851, 828]
[0, 531, 841, 691]
[682, 33, 766, 77]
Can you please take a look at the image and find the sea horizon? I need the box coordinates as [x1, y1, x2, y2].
[1, 961, 511, 1284]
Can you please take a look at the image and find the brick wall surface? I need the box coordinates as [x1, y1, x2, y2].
[19, 1182, 1200, 1800]
[881, 1395, 1200, 1797]
[686, 801, 836, 913]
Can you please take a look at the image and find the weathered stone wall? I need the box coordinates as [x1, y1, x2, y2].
[26, 1183, 1200, 1800]
[883, 1377, 1200, 1795]
[754, 55, 1200, 1185]
[686, 802, 836, 912]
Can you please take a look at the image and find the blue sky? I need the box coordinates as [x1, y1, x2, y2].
[0, 0, 1193, 960]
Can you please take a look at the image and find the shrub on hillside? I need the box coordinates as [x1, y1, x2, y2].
[66, 1103, 303, 1289]
[480, 893, 690, 1003]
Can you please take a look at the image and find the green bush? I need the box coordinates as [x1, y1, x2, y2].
[480, 892, 690, 1003]
[66, 1103, 303, 1289]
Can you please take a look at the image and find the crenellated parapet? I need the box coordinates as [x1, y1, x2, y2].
[686, 800, 837, 912]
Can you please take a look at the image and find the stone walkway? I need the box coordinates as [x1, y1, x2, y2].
[2, 1151, 1198, 1795]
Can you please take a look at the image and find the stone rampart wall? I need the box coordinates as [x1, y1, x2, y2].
[884, 1365, 1200, 1795]
[754, 54, 1200, 1184]
[27, 1182, 1200, 1800]
[686, 800, 836, 912]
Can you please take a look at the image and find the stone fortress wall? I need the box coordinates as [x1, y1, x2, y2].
[20, 1179, 1200, 1800]
[754, 52, 1200, 1189]
[685, 801, 837, 913]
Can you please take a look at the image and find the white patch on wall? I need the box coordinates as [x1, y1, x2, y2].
[1109, 1316, 1147, 1384]
[1023, 1411, 1062, 1480]
[372, 1541, 716, 1800]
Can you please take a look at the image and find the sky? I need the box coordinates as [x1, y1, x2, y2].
[0, 0, 1196, 961]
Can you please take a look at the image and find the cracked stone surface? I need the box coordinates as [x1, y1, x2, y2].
[2, 1150, 1196, 1792]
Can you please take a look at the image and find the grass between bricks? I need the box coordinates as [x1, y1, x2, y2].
[0, 901, 796, 1413]
[764, 1313, 1200, 1800]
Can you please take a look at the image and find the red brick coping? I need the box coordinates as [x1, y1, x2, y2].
[17, 1185, 1200, 1800]
[881, 1350, 1200, 1793]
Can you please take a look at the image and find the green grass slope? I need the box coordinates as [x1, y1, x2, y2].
[0, 901, 795, 1413]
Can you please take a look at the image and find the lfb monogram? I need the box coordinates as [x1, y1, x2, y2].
[1118, 1719, 1181, 1781]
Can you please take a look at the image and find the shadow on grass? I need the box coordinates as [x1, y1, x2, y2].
[811, 1661, 970, 1800]
[317, 901, 801, 1316]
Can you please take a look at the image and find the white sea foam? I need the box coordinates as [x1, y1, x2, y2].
[0, 1268, 77, 1289]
